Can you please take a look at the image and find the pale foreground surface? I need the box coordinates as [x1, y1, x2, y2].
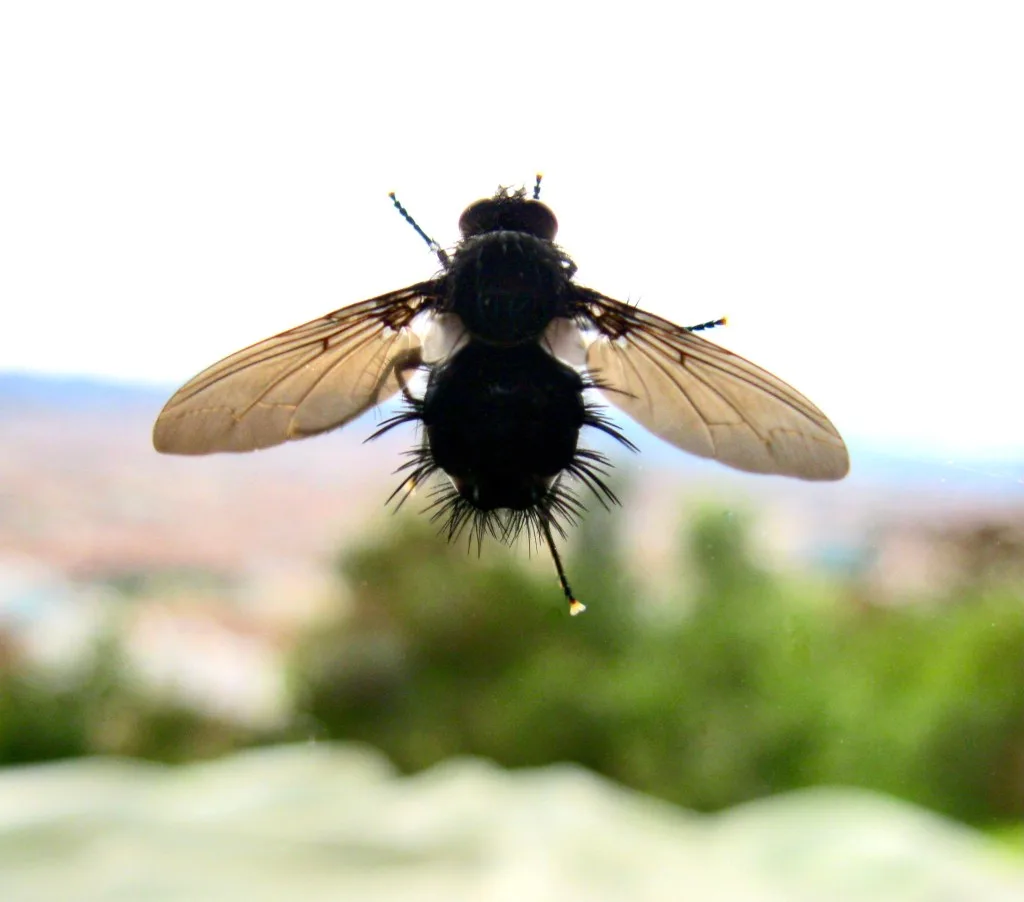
[2, 744, 1022, 902]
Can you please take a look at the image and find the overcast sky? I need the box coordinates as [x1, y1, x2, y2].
[2, 2, 1022, 459]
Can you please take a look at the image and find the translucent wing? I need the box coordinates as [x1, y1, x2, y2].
[578, 289, 849, 480]
[153, 282, 440, 454]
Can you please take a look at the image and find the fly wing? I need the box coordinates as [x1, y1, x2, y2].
[153, 282, 439, 454]
[578, 289, 849, 480]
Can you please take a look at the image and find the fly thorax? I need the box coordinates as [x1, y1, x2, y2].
[446, 231, 572, 345]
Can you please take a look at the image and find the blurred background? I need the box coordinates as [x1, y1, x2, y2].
[3, 2, 1024, 899]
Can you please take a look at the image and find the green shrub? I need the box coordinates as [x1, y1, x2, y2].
[291, 506, 1024, 825]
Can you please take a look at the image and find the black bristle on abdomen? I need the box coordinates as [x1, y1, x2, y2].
[369, 339, 634, 573]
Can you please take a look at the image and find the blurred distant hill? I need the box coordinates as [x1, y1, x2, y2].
[1, 371, 1022, 583]
[3, 371, 1020, 486]
[0, 372, 166, 409]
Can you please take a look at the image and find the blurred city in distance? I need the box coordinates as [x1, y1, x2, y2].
[3, 372, 1024, 836]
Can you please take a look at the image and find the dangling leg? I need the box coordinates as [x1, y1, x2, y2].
[539, 516, 585, 616]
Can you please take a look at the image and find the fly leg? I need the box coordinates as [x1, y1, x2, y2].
[366, 346, 434, 508]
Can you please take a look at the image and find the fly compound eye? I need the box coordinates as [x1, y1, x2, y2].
[458, 198, 558, 241]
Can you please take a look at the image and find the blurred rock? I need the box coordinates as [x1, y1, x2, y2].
[1, 743, 1022, 901]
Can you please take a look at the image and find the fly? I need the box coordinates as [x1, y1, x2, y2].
[153, 176, 849, 615]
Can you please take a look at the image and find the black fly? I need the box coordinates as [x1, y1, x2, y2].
[153, 176, 849, 614]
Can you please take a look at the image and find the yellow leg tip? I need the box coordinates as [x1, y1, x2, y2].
[569, 599, 586, 616]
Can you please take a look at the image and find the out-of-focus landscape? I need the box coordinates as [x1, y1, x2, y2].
[5, 0, 1024, 895]
[8, 3, 1024, 892]
[3, 372, 1024, 899]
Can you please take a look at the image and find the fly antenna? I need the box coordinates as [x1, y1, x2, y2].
[388, 192, 450, 267]
[532, 173, 543, 200]
[685, 316, 727, 333]
[539, 516, 585, 616]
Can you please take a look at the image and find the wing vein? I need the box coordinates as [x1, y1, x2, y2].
[578, 287, 849, 480]
[153, 283, 437, 454]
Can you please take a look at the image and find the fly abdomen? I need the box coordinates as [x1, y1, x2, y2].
[422, 342, 586, 511]
[445, 231, 574, 345]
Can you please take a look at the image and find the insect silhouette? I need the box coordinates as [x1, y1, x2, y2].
[153, 176, 849, 615]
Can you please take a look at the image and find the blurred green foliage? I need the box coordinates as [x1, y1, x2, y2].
[291, 506, 1024, 825]
[0, 631, 267, 765]
[3, 502, 1024, 829]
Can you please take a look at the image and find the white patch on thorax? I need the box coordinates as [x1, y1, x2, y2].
[420, 312, 469, 363]
[542, 317, 586, 368]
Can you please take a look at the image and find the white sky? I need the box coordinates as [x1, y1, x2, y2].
[2, 2, 1022, 458]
